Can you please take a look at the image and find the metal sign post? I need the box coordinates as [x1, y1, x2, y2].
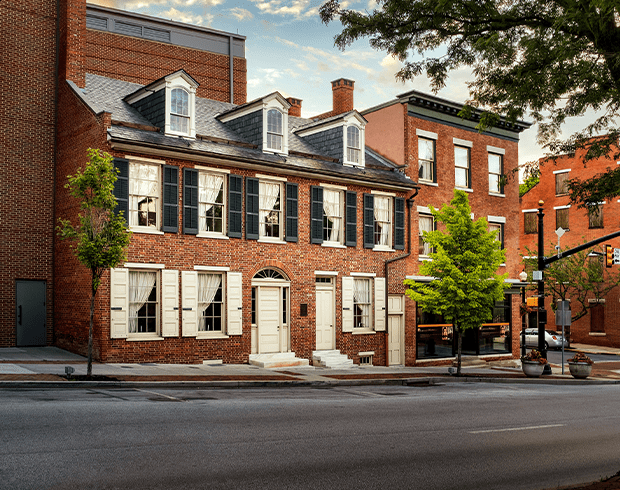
[556, 300, 571, 375]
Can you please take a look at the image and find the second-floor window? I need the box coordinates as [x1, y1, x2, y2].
[347, 126, 361, 164]
[524, 211, 537, 234]
[323, 189, 343, 244]
[419, 214, 434, 256]
[488, 153, 503, 194]
[267, 109, 283, 151]
[129, 162, 160, 229]
[259, 180, 282, 239]
[555, 171, 570, 195]
[170, 88, 189, 134]
[489, 222, 505, 249]
[418, 138, 436, 183]
[353, 278, 372, 329]
[556, 207, 570, 230]
[588, 204, 603, 229]
[455, 146, 471, 189]
[373, 196, 392, 247]
[199, 172, 226, 235]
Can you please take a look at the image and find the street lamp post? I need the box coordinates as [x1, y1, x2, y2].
[519, 270, 528, 358]
[537, 201, 552, 375]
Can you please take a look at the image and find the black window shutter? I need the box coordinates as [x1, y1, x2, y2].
[363, 193, 374, 249]
[112, 158, 129, 225]
[183, 168, 198, 235]
[345, 191, 357, 247]
[394, 197, 405, 250]
[162, 165, 178, 233]
[310, 186, 324, 244]
[228, 174, 243, 238]
[285, 183, 298, 242]
[246, 177, 259, 240]
[499, 156, 505, 194]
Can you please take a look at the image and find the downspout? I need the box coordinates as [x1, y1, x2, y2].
[229, 36, 234, 103]
[384, 188, 419, 365]
[52, 0, 61, 345]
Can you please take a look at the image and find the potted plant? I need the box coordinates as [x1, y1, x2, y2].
[521, 349, 547, 377]
[567, 352, 594, 379]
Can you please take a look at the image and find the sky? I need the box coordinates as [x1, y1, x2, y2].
[90, 0, 582, 169]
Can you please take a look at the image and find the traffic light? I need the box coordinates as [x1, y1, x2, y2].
[606, 244, 613, 268]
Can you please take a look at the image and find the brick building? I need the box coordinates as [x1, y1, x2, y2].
[520, 146, 620, 348]
[362, 91, 531, 365]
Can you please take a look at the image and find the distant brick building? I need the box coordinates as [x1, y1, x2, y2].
[520, 146, 620, 348]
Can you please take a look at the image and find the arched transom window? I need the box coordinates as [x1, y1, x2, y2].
[347, 126, 360, 164]
[170, 88, 189, 134]
[253, 268, 288, 280]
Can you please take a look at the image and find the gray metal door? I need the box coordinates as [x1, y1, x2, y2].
[16, 280, 46, 346]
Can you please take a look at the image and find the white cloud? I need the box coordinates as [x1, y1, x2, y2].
[159, 7, 211, 25]
[248, 0, 318, 19]
[229, 7, 254, 21]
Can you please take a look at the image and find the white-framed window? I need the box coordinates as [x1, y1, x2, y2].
[266, 109, 283, 151]
[353, 278, 372, 330]
[170, 88, 189, 134]
[198, 171, 226, 235]
[198, 273, 224, 332]
[323, 188, 344, 244]
[259, 180, 283, 240]
[342, 276, 386, 333]
[455, 146, 471, 189]
[418, 137, 436, 183]
[419, 214, 435, 256]
[128, 270, 159, 335]
[347, 126, 361, 164]
[489, 222, 504, 249]
[488, 153, 503, 194]
[374, 195, 392, 248]
[129, 161, 160, 230]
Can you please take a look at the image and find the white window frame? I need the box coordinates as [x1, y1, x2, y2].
[165, 76, 196, 138]
[343, 113, 365, 167]
[373, 195, 393, 251]
[454, 145, 471, 189]
[266, 108, 284, 152]
[342, 276, 386, 334]
[128, 159, 162, 234]
[418, 137, 436, 183]
[346, 126, 361, 164]
[322, 187, 345, 246]
[258, 179, 284, 242]
[197, 169, 227, 238]
[419, 213, 435, 258]
[488, 152, 504, 195]
[170, 88, 190, 135]
[262, 97, 289, 155]
[197, 272, 225, 336]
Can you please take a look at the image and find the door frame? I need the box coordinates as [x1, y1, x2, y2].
[315, 277, 335, 350]
[387, 294, 405, 366]
[15, 280, 47, 347]
[251, 275, 291, 354]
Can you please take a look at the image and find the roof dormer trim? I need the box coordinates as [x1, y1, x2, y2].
[294, 111, 366, 138]
[216, 92, 291, 123]
[123, 69, 199, 105]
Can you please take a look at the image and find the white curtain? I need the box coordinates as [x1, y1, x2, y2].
[129, 164, 158, 227]
[199, 173, 224, 231]
[419, 215, 434, 255]
[128, 271, 156, 333]
[374, 197, 390, 246]
[259, 182, 280, 236]
[323, 190, 341, 242]
[198, 274, 222, 331]
[353, 279, 370, 327]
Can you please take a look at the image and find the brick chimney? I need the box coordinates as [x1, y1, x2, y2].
[332, 78, 354, 115]
[286, 97, 303, 117]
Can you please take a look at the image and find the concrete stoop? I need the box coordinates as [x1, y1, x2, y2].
[312, 350, 355, 369]
[248, 352, 310, 369]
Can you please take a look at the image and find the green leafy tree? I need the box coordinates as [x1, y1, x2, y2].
[57, 149, 131, 377]
[404, 190, 509, 375]
[320, 0, 620, 195]
[523, 242, 620, 342]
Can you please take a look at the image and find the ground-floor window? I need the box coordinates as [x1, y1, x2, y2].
[198, 273, 223, 332]
[416, 297, 512, 359]
[353, 278, 371, 329]
[129, 270, 158, 334]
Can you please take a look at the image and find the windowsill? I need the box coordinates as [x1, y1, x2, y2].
[126, 335, 164, 341]
[130, 227, 165, 235]
[419, 256, 432, 261]
[489, 192, 505, 198]
[257, 238, 286, 244]
[197, 233, 229, 240]
[419, 181, 438, 187]
[455, 187, 473, 193]
[352, 330, 376, 335]
[589, 332, 606, 336]
[321, 242, 346, 249]
[197, 333, 229, 340]
[373, 247, 395, 252]
[499, 263, 506, 267]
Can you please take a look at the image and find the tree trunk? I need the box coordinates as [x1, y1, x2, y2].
[456, 325, 462, 376]
[88, 276, 95, 378]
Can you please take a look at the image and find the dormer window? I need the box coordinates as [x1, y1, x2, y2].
[170, 88, 189, 134]
[267, 109, 283, 151]
[347, 126, 360, 164]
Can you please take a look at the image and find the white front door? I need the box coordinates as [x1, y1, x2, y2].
[316, 288, 334, 350]
[258, 286, 281, 353]
[388, 295, 404, 365]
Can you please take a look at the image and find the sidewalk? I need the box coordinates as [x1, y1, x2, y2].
[1, 343, 620, 388]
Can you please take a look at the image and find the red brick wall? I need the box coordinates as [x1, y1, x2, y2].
[54, 142, 413, 364]
[520, 149, 620, 347]
[0, 0, 57, 346]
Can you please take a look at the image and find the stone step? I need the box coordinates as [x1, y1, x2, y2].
[312, 350, 355, 368]
[248, 352, 310, 369]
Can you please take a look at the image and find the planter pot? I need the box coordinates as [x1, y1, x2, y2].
[568, 362, 593, 379]
[522, 360, 545, 378]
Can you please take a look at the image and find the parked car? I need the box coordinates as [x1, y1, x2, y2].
[522, 328, 569, 350]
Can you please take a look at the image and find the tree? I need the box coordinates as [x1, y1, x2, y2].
[57, 149, 131, 377]
[523, 242, 620, 340]
[404, 190, 508, 375]
[320, 0, 620, 190]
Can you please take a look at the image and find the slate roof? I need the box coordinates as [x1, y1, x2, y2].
[80, 73, 416, 190]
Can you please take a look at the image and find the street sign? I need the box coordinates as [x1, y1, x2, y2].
[614, 248, 620, 265]
[533, 271, 543, 281]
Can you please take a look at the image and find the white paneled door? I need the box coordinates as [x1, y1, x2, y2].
[258, 287, 281, 353]
[315, 288, 334, 350]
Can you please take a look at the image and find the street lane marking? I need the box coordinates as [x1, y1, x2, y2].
[136, 389, 187, 402]
[469, 424, 564, 434]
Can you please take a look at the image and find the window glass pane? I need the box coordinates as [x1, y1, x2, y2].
[129, 163, 159, 228]
[129, 271, 157, 334]
[455, 167, 468, 188]
[353, 279, 371, 329]
[323, 189, 343, 243]
[259, 181, 281, 238]
[171, 89, 189, 116]
[488, 154, 501, 174]
[419, 214, 434, 255]
[199, 173, 225, 233]
[455, 147, 469, 168]
[373, 196, 391, 246]
[198, 273, 223, 332]
[267, 110, 283, 150]
[418, 138, 435, 181]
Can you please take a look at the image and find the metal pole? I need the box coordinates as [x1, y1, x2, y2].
[521, 285, 526, 358]
[537, 201, 552, 375]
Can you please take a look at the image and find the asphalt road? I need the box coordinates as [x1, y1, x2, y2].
[2, 383, 620, 490]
